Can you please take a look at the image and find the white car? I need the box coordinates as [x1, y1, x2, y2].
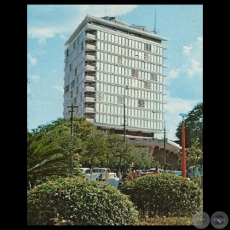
[80, 167, 91, 179]
[92, 168, 117, 181]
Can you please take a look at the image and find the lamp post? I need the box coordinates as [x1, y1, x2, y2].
[118, 84, 129, 178]
[179, 113, 187, 177]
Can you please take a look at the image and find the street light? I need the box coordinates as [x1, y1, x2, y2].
[179, 113, 187, 178]
[118, 84, 129, 178]
[152, 111, 166, 166]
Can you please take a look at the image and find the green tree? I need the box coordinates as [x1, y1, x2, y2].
[27, 117, 96, 183]
[106, 134, 133, 176]
[27, 128, 69, 185]
[131, 147, 157, 170]
[80, 129, 109, 168]
[186, 140, 203, 171]
[175, 102, 203, 148]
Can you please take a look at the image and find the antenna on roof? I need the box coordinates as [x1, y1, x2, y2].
[154, 9, 157, 33]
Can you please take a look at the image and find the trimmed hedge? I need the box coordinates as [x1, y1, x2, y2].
[119, 173, 203, 217]
[27, 177, 139, 225]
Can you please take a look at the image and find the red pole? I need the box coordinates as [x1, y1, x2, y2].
[181, 120, 186, 177]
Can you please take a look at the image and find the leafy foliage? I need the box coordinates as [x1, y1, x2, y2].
[27, 129, 69, 179]
[80, 129, 109, 168]
[119, 173, 203, 217]
[27, 117, 96, 183]
[27, 177, 139, 225]
[175, 102, 203, 148]
[186, 140, 203, 171]
[132, 147, 157, 169]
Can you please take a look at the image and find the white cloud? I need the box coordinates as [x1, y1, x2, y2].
[197, 36, 202, 42]
[27, 53, 37, 66]
[168, 68, 180, 79]
[168, 36, 203, 82]
[52, 85, 64, 94]
[28, 5, 138, 43]
[187, 59, 202, 76]
[28, 27, 62, 44]
[183, 45, 192, 55]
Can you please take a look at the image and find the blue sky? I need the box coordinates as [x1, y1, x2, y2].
[27, 4, 203, 141]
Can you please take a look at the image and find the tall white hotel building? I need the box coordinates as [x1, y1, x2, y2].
[63, 15, 180, 158]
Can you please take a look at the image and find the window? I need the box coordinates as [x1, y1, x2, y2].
[150, 73, 157, 81]
[144, 53, 150, 61]
[138, 99, 145, 107]
[118, 56, 122, 65]
[117, 95, 124, 104]
[65, 84, 69, 93]
[71, 80, 75, 88]
[75, 68, 78, 76]
[76, 76, 79, 85]
[131, 69, 139, 78]
[69, 64, 72, 72]
[73, 41, 76, 49]
[108, 33, 111, 42]
[144, 81, 151, 89]
[144, 43, 151, 52]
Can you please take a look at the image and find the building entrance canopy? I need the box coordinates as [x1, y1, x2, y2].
[128, 135, 181, 153]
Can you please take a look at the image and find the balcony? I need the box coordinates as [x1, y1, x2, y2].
[85, 75, 95, 82]
[85, 96, 95, 102]
[86, 33, 96, 40]
[85, 64, 96, 71]
[85, 86, 95, 92]
[84, 107, 95, 113]
[85, 44, 96, 51]
[85, 54, 96, 61]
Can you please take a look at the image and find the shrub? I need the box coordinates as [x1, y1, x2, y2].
[119, 173, 203, 217]
[27, 177, 139, 225]
[189, 175, 203, 190]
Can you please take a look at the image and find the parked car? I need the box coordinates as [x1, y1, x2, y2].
[146, 168, 156, 174]
[79, 167, 91, 179]
[136, 169, 144, 175]
[187, 166, 202, 178]
[146, 168, 163, 174]
[84, 168, 117, 181]
[104, 177, 120, 188]
[171, 170, 182, 176]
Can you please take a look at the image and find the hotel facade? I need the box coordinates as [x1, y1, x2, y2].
[63, 15, 180, 163]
